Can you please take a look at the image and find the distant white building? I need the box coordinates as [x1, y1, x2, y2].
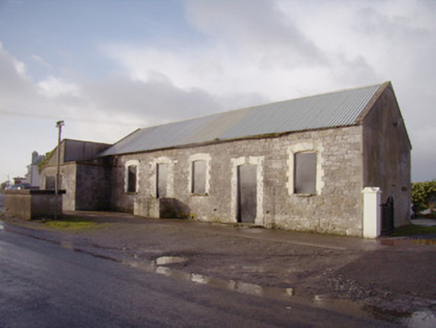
[25, 151, 45, 187]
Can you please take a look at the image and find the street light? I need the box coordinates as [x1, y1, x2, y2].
[55, 120, 64, 219]
[55, 120, 64, 195]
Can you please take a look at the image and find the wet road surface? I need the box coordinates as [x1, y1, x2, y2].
[0, 226, 398, 327]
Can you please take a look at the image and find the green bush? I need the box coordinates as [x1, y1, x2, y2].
[412, 180, 436, 213]
[36, 150, 55, 173]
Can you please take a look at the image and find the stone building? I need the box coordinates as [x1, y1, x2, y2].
[40, 139, 111, 211]
[41, 81, 411, 237]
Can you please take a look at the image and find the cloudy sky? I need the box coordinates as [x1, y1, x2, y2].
[0, 0, 435, 183]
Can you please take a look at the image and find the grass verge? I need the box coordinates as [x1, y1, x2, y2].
[388, 224, 436, 237]
[43, 216, 102, 231]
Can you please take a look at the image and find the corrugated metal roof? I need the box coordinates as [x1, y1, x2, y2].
[100, 83, 383, 156]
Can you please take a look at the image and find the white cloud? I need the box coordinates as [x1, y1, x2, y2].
[13, 60, 26, 75]
[1, 0, 436, 182]
[102, 1, 388, 101]
[99, 0, 436, 181]
[186, 0, 326, 66]
[31, 54, 52, 68]
[37, 76, 82, 99]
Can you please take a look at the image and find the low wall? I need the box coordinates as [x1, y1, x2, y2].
[134, 197, 189, 219]
[4, 190, 64, 220]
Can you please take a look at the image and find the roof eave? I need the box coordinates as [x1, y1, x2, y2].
[97, 124, 359, 158]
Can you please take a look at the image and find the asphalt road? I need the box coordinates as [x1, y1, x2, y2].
[0, 227, 397, 327]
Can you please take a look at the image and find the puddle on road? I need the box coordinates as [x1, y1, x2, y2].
[121, 256, 436, 326]
[404, 310, 436, 328]
[123, 258, 296, 300]
[365, 304, 436, 327]
[155, 256, 186, 266]
[3, 222, 435, 326]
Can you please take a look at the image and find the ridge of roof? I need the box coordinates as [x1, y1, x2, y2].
[136, 82, 387, 130]
[99, 82, 385, 157]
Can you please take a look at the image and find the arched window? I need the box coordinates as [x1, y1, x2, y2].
[189, 153, 211, 195]
[191, 160, 207, 194]
[125, 160, 139, 193]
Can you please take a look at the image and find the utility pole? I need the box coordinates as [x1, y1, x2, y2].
[55, 120, 64, 219]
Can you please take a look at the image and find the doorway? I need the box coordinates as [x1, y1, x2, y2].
[237, 165, 257, 223]
[156, 163, 168, 198]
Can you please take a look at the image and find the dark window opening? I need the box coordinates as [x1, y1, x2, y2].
[192, 160, 206, 194]
[127, 165, 137, 193]
[294, 152, 316, 194]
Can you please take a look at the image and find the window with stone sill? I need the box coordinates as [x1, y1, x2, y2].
[191, 160, 207, 195]
[188, 153, 211, 196]
[294, 152, 316, 195]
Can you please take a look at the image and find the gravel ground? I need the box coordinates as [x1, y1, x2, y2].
[2, 210, 436, 323]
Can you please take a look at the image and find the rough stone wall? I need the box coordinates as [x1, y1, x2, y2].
[362, 85, 411, 227]
[111, 125, 364, 236]
[41, 160, 111, 211]
[61, 163, 76, 211]
[4, 191, 32, 220]
[31, 193, 62, 219]
[4, 190, 62, 220]
[111, 156, 136, 213]
[75, 162, 112, 211]
[273, 127, 363, 236]
[40, 164, 71, 210]
[39, 165, 57, 190]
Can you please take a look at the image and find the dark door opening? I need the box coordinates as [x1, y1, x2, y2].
[237, 165, 257, 223]
[381, 196, 394, 235]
